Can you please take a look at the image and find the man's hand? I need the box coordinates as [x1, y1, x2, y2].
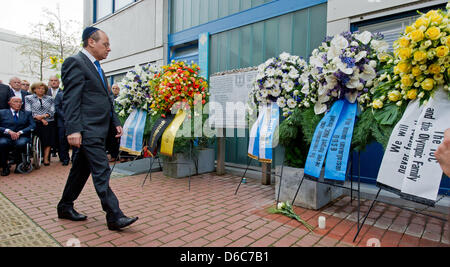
[9, 131, 20, 141]
[42, 119, 49, 126]
[115, 126, 123, 138]
[67, 132, 82, 148]
[435, 129, 450, 177]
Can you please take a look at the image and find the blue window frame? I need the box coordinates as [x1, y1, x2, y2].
[350, 3, 449, 194]
[169, 43, 199, 64]
[93, 0, 137, 23]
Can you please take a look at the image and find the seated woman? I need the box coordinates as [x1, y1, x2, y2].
[25, 82, 56, 166]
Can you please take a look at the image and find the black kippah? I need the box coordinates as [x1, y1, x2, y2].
[82, 26, 100, 41]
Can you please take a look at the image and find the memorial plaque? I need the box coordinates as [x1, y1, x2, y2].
[209, 70, 258, 129]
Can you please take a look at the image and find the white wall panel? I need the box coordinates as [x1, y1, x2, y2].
[0, 32, 56, 83]
[90, 0, 165, 74]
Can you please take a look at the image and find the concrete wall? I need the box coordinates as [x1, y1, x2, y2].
[84, 0, 167, 76]
[0, 29, 56, 84]
[327, 0, 447, 35]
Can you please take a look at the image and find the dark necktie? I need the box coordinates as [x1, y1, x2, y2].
[94, 60, 107, 89]
[13, 111, 18, 123]
[94, 60, 112, 118]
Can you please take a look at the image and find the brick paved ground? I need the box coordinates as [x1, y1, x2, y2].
[0, 162, 448, 247]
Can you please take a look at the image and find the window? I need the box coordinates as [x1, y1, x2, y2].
[358, 16, 419, 52]
[353, 4, 446, 52]
[115, 0, 134, 11]
[170, 43, 199, 64]
[96, 0, 113, 20]
[94, 0, 136, 22]
[111, 73, 126, 85]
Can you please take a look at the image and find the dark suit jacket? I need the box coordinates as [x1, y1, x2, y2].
[0, 109, 35, 138]
[8, 89, 29, 110]
[0, 84, 10, 110]
[47, 88, 60, 124]
[61, 51, 120, 139]
[47, 88, 60, 98]
[54, 90, 65, 128]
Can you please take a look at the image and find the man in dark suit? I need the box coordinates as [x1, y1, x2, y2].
[57, 27, 138, 231]
[0, 96, 36, 176]
[47, 76, 61, 98]
[47, 76, 61, 159]
[54, 90, 72, 166]
[8, 77, 29, 110]
[0, 83, 11, 110]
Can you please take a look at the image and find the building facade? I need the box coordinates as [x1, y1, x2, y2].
[0, 29, 56, 84]
[83, 0, 167, 85]
[83, 0, 449, 191]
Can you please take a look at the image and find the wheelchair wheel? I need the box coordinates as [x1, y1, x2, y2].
[17, 162, 33, 174]
[32, 135, 42, 169]
[17, 144, 33, 174]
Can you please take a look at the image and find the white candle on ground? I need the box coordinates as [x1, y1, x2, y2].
[318, 216, 326, 229]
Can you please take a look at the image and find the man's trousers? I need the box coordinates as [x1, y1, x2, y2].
[57, 137, 124, 222]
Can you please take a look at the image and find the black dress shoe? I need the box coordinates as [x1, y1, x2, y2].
[107, 216, 139, 231]
[62, 161, 69, 166]
[57, 208, 87, 221]
[1, 168, 10, 176]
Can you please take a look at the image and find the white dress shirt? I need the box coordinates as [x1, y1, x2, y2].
[81, 48, 98, 69]
[10, 108, 19, 118]
[10, 86, 22, 98]
[50, 88, 59, 98]
[4, 109, 23, 135]
[81, 48, 109, 93]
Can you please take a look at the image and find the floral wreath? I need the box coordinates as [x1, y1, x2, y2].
[115, 63, 161, 118]
[305, 31, 390, 114]
[371, 5, 450, 114]
[150, 60, 209, 117]
[248, 52, 309, 118]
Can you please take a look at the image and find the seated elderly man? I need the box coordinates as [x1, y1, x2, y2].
[0, 96, 35, 176]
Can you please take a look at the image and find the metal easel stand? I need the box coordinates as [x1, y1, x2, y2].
[141, 141, 197, 191]
[352, 186, 449, 242]
[109, 150, 140, 175]
[141, 153, 163, 186]
[290, 151, 363, 241]
[235, 153, 286, 206]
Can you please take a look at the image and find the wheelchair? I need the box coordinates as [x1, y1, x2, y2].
[7, 132, 42, 174]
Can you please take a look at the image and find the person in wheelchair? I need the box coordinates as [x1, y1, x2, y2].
[0, 96, 35, 176]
